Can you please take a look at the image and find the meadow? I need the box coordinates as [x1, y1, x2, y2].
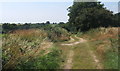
[2, 25, 119, 70]
[1, 1, 120, 70]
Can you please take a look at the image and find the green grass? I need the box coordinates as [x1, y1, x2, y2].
[104, 51, 118, 69]
[54, 42, 71, 68]
[104, 38, 118, 69]
[16, 46, 62, 69]
[0, 34, 6, 37]
[2, 28, 65, 69]
[0, 34, 2, 37]
[2, 27, 118, 69]
[75, 27, 118, 69]
[2, 29, 57, 69]
[72, 43, 97, 69]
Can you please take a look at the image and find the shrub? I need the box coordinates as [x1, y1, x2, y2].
[45, 25, 70, 42]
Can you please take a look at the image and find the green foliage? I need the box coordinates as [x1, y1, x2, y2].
[35, 48, 61, 69]
[2, 22, 55, 33]
[109, 38, 118, 52]
[67, 1, 116, 32]
[114, 12, 120, 27]
[2, 28, 63, 69]
[104, 51, 118, 69]
[104, 38, 118, 69]
[2, 23, 17, 33]
[46, 21, 50, 24]
[42, 24, 70, 42]
[2, 29, 47, 68]
[16, 47, 61, 69]
[2, 22, 70, 42]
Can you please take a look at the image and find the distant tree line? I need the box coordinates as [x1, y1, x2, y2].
[2, 21, 65, 33]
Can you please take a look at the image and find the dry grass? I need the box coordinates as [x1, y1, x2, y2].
[92, 27, 118, 41]
[2, 29, 53, 69]
[84, 27, 119, 69]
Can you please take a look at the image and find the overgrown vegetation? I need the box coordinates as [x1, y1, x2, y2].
[104, 38, 118, 69]
[44, 25, 70, 42]
[1, 0, 119, 70]
[2, 29, 47, 69]
[16, 47, 62, 70]
[2, 29, 68, 69]
[76, 27, 118, 69]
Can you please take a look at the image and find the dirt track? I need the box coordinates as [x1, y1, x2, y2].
[61, 35, 102, 69]
[61, 35, 86, 46]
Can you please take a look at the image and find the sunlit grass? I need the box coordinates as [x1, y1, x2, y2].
[72, 43, 97, 69]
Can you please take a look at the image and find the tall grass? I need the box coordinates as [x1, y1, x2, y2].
[2, 28, 67, 69]
[43, 25, 70, 42]
[104, 38, 118, 69]
[16, 47, 62, 69]
[77, 27, 119, 69]
[2, 29, 48, 69]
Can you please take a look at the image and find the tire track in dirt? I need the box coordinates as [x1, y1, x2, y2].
[85, 42, 103, 69]
[62, 35, 86, 69]
[68, 36, 75, 42]
[89, 50, 103, 69]
[62, 35, 102, 69]
[64, 49, 74, 69]
[61, 36, 86, 46]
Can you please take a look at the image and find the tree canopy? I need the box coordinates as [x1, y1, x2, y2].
[67, 1, 116, 32]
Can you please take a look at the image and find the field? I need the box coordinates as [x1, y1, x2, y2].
[1, 26, 119, 70]
[1, 1, 120, 70]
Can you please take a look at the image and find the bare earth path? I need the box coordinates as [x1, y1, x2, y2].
[62, 35, 86, 69]
[61, 35, 86, 46]
[64, 49, 74, 69]
[89, 49, 103, 69]
[61, 35, 102, 69]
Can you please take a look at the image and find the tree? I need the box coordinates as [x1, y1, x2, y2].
[2, 23, 17, 33]
[67, 0, 114, 32]
[58, 22, 65, 24]
[46, 21, 50, 24]
[23, 23, 30, 29]
[114, 12, 120, 27]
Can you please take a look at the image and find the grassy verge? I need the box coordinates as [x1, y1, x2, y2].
[76, 27, 118, 69]
[16, 46, 62, 70]
[72, 43, 97, 69]
[54, 42, 71, 69]
[2, 29, 65, 69]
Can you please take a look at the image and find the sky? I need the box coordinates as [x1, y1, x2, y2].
[0, 0, 119, 23]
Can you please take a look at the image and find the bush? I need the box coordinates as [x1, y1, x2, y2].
[43, 25, 70, 42]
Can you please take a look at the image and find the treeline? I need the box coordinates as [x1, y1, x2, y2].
[2, 21, 65, 33]
[63, 1, 120, 33]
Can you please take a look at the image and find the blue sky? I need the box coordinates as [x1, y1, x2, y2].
[0, 1, 119, 23]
